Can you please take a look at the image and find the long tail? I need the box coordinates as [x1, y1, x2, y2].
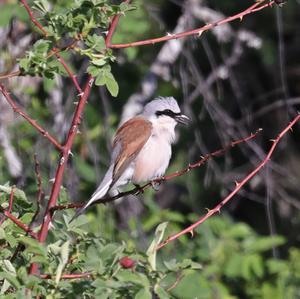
[69, 165, 114, 223]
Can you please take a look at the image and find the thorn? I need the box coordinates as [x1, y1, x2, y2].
[166, 32, 173, 36]
[289, 127, 293, 132]
[216, 207, 221, 214]
[269, 139, 276, 142]
[239, 15, 243, 22]
[189, 230, 194, 238]
[77, 92, 84, 97]
[205, 208, 211, 213]
[68, 150, 74, 157]
[73, 101, 79, 105]
[60, 157, 65, 165]
[49, 178, 55, 183]
[197, 30, 203, 37]
[102, 30, 109, 35]
[200, 155, 205, 159]
[88, 78, 94, 87]
[235, 181, 239, 187]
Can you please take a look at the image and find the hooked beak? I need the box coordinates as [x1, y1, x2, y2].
[175, 114, 190, 125]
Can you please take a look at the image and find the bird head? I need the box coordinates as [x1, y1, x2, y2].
[142, 96, 190, 126]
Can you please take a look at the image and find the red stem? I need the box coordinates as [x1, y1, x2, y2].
[0, 84, 63, 151]
[20, 0, 48, 36]
[0, 208, 37, 238]
[110, 1, 274, 49]
[105, 0, 130, 47]
[29, 76, 94, 275]
[157, 114, 300, 250]
[55, 51, 82, 94]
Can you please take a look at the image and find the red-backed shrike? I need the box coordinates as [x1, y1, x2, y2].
[72, 96, 189, 219]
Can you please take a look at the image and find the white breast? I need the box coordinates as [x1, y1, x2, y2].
[132, 118, 176, 184]
[132, 135, 171, 183]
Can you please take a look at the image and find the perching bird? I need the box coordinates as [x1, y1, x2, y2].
[72, 96, 189, 220]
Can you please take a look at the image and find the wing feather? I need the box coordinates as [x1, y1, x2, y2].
[112, 117, 152, 183]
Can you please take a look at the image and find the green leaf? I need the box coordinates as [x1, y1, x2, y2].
[135, 288, 152, 299]
[0, 272, 20, 292]
[0, 227, 6, 239]
[154, 285, 171, 299]
[146, 222, 168, 271]
[95, 73, 107, 86]
[0, 185, 27, 202]
[87, 65, 102, 77]
[105, 73, 119, 97]
[55, 240, 70, 285]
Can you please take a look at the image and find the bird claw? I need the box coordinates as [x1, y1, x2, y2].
[151, 181, 161, 191]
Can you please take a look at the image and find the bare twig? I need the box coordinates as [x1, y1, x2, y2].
[39, 272, 93, 280]
[110, 1, 274, 49]
[0, 84, 63, 151]
[157, 114, 300, 250]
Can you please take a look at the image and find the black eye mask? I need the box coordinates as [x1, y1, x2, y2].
[155, 109, 181, 118]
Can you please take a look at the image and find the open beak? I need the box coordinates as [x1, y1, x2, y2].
[175, 114, 190, 125]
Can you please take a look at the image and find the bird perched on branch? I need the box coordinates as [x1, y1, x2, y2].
[71, 96, 189, 221]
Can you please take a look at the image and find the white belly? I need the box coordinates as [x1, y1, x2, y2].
[132, 136, 171, 183]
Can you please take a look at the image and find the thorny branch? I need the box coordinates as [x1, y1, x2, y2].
[51, 129, 261, 212]
[110, 1, 275, 48]
[156, 113, 300, 250]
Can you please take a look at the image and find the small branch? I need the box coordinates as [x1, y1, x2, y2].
[105, 0, 130, 47]
[51, 130, 261, 211]
[110, 1, 274, 49]
[0, 84, 63, 151]
[0, 207, 37, 238]
[55, 52, 82, 94]
[0, 71, 21, 80]
[157, 114, 300, 250]
[20, 0, 48, 36]
[39, 272, 93, 280]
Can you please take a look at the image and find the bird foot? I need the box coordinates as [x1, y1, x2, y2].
[151, 181, 161, 191]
